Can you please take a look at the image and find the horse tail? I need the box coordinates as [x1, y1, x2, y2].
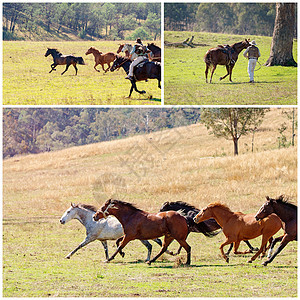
[76, 57, 85, 65]
[204, 50, 212, 67]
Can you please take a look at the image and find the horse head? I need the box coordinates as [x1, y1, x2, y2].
[94, 199, 119, 220]
[60, 203, 78, 224]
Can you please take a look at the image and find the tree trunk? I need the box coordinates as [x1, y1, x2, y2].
[233, 137, 239, 155]
[265, 3, 297, 67]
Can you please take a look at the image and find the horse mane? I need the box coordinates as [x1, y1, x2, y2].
[162, 201, 198, 211]
[48, 48, 62, 56]
[271, 195, 297, 209]
[111, 199, 142, 212]
[78, 203, 98, 212]
[90, 47, 102, 54]
[207, 202, 232, 212]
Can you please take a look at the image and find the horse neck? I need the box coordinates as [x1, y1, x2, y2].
[272, 202, 296, 222]
[233, 43, 248, 54]
[111, 205, 138, 226]
[210, 206, 234, 227]
[75, 208, 95, 227]
[121, 60, 130, 74]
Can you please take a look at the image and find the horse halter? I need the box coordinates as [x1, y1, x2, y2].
[102, 202, 118, 218]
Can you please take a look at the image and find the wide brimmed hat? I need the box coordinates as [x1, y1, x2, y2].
[250, 40, 257, 45]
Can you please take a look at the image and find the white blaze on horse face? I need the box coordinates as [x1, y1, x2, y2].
[60, 206, 77, 224]
[102, 202, 118, 218]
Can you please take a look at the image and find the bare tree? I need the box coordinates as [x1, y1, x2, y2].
[265, 3, 297, 66]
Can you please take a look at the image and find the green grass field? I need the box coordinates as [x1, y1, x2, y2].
[3, 41, 161, 105]
[164, 32, 297, 105]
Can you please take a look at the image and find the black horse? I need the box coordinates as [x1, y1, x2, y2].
[255, 195, 297, 266]
[45, 48, 85, 75]
[160, 201, 258, 255]
[147, 43, 161, 62]
[110, 55, 161, 98]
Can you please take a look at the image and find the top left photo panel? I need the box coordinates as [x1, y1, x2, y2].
[3, 2, 162, 105]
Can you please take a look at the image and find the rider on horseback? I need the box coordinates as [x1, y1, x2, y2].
[125, 38, 150, 80]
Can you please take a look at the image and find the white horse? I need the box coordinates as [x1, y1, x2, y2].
[121, 44, 138, 61]
[59, 203, 164, 261]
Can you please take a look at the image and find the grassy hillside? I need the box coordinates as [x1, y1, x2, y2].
[3, 108, 297, 297]
[164, 31, 297, 105]
[3, 41, 161, 105]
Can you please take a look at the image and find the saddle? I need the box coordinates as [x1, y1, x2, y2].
[134, 59, 149, 70]
[217, 45, 235, 65]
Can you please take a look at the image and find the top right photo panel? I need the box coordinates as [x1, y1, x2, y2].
[164, 3, 297, 105]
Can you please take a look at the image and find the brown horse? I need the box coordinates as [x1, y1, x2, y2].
[204, 39, 250, 83]
[255, 195, 297, 266]
[85, 47, 116, 73]
[116, 44, 130, 57]
[45, 48, 85, 75]
[193, 202, 282, 263]
[93, 199, 191, 265]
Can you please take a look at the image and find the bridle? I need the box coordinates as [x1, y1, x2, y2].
[111, 58, 131, 72]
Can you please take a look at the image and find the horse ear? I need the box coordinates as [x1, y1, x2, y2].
[71, 202, 75, 208]
[278, 195, 284, 201]
[266, 196, 270, 201]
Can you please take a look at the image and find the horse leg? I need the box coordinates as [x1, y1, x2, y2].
[153, 238, 174, 256]
[105, 63, 110, 73]
[219, 65, 230, 81]
[147, 235, 174, 265]
[229, 66, 233, 82]
[224, 243, 234, 256]
[248, 234, 271, 263]
[107, 235, 131, 262]
[177, 239, 191, 265]
[61, 64, 70, 75]
[116, 236, 125, 257]
[131, 81, 146, 95]
[65, 236, 94, 259]
[267, 235, 284, 258]
[244, 240, 259, 252]
[205, 64, 210, 83]
[220, 238, 234, 263]
[262, 234, 293, 266]
[73, 64, 78, 75]
[140, 240, 152, 262]
[158, 79, 161, 89]
[50, 63, 57, 73]
[100, 241, 109, 261]
[210, 65, 216, 83]
[94, 63, 100, 72]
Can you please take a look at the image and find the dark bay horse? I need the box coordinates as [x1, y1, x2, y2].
[204, 39, 250, 83]
[255, 195, 297, 266]
[110, 55, 161, 98]
[93, 199, 191, 265]
[193, 202, 282, 263]
[147, 43, 161, 62]
[160, 201, 257, 256]
[45, 48, 85, 75]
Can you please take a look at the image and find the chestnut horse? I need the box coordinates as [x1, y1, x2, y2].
[93, 199, 191, 265]
[204, 39, 250, 83]
[45, 48, 85, 75]
[255, 195, 297, 266]
[193, 202, 282, 263]
[85, 47, 116, 73]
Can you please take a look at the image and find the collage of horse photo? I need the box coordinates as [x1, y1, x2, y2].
[3, 2, 297, 298]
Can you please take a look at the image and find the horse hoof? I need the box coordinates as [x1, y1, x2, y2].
[146, 261, 152, 265]
[142, 91, 146, 94]
[262, 261, 268, 266]
[219, 77, 222, 81]
[65, 256, 71, 259]
[104, 259, 110, 263]
[225, 257, 229, 263]
[247, 260, 253, 263]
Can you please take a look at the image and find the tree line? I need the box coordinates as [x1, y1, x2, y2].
[165, 3, 297, 37]
[3, 3, 161, 41]
[3, 108, 296, 159]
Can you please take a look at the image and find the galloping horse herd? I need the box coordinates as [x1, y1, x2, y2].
[45, 43, 161, 98]
[60, 195, 297, 267]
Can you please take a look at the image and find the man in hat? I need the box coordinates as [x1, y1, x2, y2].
[125, 38, 150, 80]
[243, 40, 261, 83]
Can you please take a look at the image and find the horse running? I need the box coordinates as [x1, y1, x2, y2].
[255, 195, 297, 266]
[93, 199, 191, 265]
[193, 202, 282, 263]
[204, 39, 250, 83]
[45, 48, 85, 75]
[160, 201, 257, 256]
[85, 47, 116, 73]
[60, 203, 164, 261]
[110, 55, 161, 98]
[147, 43, 161, 62]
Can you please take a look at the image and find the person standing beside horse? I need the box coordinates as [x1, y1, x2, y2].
[125, 38, 150, 80]
[243, 40, 261, 83]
